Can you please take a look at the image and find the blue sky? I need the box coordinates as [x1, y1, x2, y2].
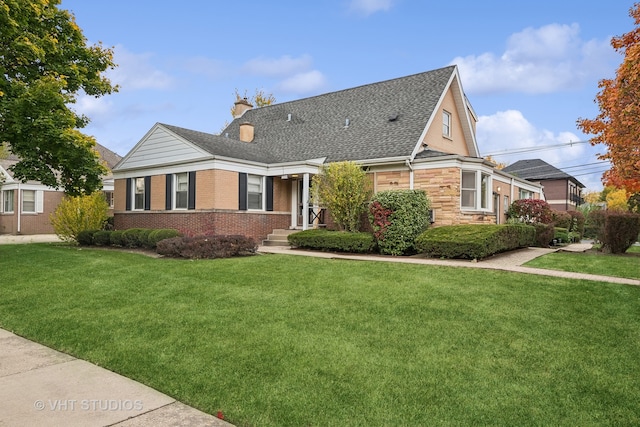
[60, 0, 637, 191]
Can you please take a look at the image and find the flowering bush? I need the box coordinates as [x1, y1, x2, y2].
[507, 199, 553, 224]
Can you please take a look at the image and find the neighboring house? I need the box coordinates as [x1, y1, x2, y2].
[112, 65, 543, 241]
[503, 159, 585, 211]
[0, 144, 122, 234]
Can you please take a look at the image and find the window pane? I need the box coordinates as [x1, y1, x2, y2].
[481, 174, 489, 209]
[175, 173, 188, 209]
[461, 189, 475, 208]
[23, 190, 35, 212]
[247, 175, 262, 209]
[443, 111, 451, 136]
[3, 190, 14, 212]
[134, 178, 145, 210]
[461, 171, 475, 189]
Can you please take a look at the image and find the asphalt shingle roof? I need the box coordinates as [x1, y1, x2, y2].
[165, 66, 457, 164]
[503, 159, 585, 188]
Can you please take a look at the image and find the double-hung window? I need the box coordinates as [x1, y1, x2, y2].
[2, 190, 14, 213]
[247, 174, 263, 210]
[134, 177, 145, 210]
[22, 190, 36, 213]
[519, 189, 533, 200]
[443, 110, 452, 138]
[175, 172, 189, 209]
[461, 170, 491, 211]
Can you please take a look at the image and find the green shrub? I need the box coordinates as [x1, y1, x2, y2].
[288, 229, 376, 253]
[156, 235, 257, 259]
[50, 192, 109, 242]
[146, 228, 181, 248]
[76, 229, 99, 246]
[93, 230, 113, 246]
[121, 228, 149, 248]
[552, 211, 572, 229]
[586, 210, 607, 242]
[567, 210, 585, 237]
[110, 230, 125, 247]
[553, 227, 569, 244]
[601, 212, 640, 254]
[414, 224, 535, 260]
[368, 190, 430, 255]
[533, 223, 555, 247]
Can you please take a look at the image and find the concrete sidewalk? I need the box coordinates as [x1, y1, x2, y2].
[257, 243, 640, 286]
[0, 329, 232, 427]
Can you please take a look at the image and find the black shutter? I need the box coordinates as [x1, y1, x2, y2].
[266, 176, 274, 211]
[144, 176, 151, 210]
[238, 172, 247, 211]
[125, 178, 132, 211]
[188, 171, 196, 210]
[165, 174, 172, 210]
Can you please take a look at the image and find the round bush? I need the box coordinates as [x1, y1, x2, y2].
[147, 228, 180, 248]
[76, 229, 99, 246]
[93, 230, 113, 246]
[110, 230, 125, 246]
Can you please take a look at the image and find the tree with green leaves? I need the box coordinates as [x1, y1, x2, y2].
[0, 0, 118, 196]
[311, 161, 372, 232]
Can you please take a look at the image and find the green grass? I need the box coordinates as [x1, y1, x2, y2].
[2, 244, 640, 426]
[525, 249, 640, 280]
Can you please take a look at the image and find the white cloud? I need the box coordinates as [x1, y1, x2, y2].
[277, 70, 328, 94]
[242, 54, 314, 77]
[108, 45, 174, 91]
[452, 24, 616, 95]
[349, 0, 395, 15]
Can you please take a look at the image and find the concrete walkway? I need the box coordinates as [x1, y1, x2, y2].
[1, 235, 637, 426]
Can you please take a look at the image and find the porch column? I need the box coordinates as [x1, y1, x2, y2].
[290, 180, 297, 229]
[302, 173, 310, 230]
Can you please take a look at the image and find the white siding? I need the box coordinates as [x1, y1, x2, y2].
[117, 127, 209, 170]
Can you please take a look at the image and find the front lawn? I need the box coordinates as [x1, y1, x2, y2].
[1, 244, 640, 426]
[524, 249, 640, 280]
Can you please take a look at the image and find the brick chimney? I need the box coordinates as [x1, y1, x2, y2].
[239, 122, 254, 143]
[233, 97, 253, 118]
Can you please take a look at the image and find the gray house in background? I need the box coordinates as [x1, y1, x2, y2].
[503, 159, 585, 211]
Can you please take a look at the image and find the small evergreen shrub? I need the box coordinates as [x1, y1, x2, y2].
[368, 190, 430, 255]
[146, 228, 181, 248]
[601, 212, 640, 254]
[533, 223, 555, 247]
[121, 228, 148, 248]
[156, 235, 257, 259]
[110, 230, 125, 246]
[553, 227, 569, 244]
[414, 224, 535, 260]
[567, 210, 585, 237]
[586, 210, 607, 241]
[93, 230, 113, 246]
[77, 229, 99, 246]
[287, 229, 376, 253]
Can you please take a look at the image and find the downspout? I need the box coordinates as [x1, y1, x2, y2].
[17, 182, 21, 234]
[405, 159, 414, 190]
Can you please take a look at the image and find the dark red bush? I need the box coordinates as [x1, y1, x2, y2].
[507, 199, 553, 224]
[601, 212, 640, 254]
[156, 235, 257, 259]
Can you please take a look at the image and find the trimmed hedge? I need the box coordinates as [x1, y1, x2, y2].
[147, 228, 181, 248]
[533, 223, 555, 248]
[76, 229, 100, 246]
[156, 235, 257, 259]
[287, 229, 376, 253]
[93, 230, 113, 246]
[415, 224, 535, 260]
[601, 212, 640, 254]
[110, 230, 125, 246]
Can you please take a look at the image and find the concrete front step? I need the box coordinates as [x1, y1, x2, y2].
[262, 229, 298, 246]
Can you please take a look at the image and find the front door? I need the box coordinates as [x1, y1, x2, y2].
[493, 193, 500, 224]
[296, 179, 304, 227]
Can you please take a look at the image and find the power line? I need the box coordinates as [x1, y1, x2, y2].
[483, 140, 592, 157]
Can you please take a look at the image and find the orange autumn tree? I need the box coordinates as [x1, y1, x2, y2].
[577, 3, 640, 193]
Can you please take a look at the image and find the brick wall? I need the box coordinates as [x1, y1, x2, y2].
[114, 210, 291, 242]
[0, 190, 63, 234]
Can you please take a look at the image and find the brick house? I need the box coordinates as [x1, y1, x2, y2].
[503, 159, 585, 211]
[0, 144, 121, 234]
[112, 65, 542, 241]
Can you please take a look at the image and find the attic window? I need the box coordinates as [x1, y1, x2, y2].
[345, 118, 350, 128]
[287, 113, 292, 121]
[443, 110, 452, 138]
